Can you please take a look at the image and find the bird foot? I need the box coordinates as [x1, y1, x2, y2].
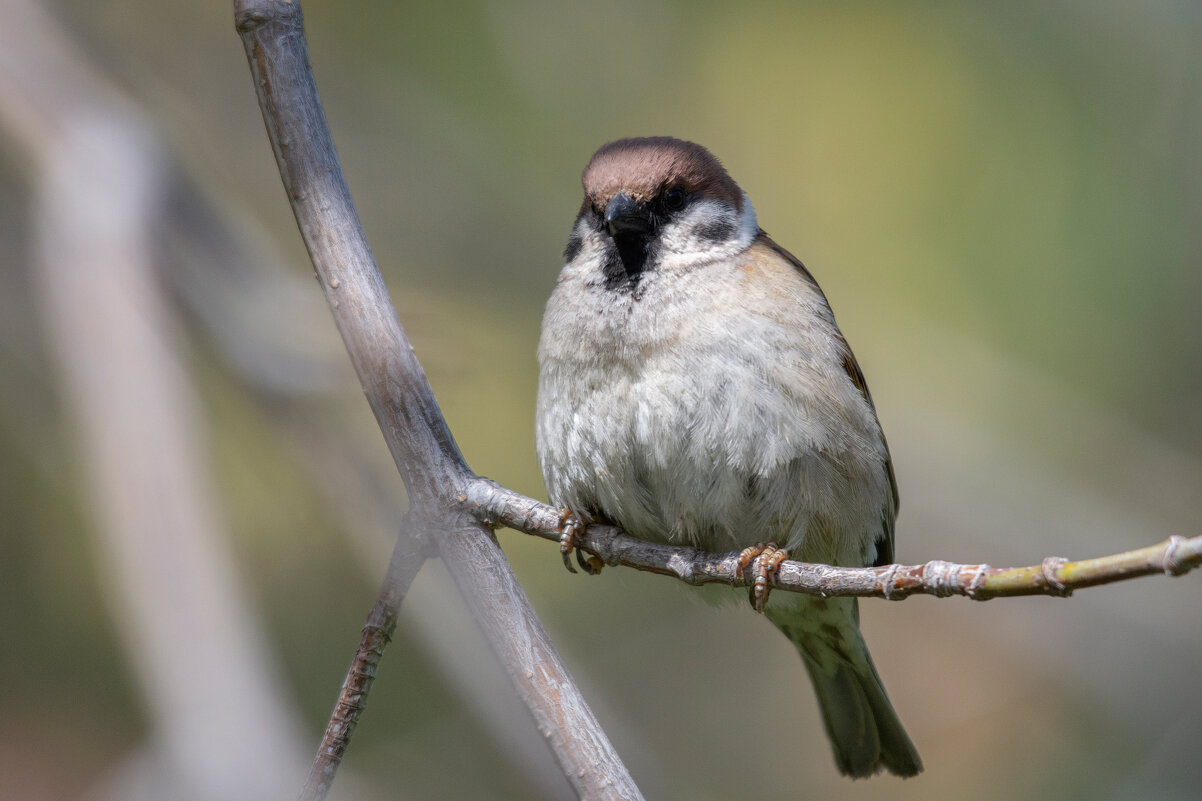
[558, 509, 603, 575]
[735, 542, 789, 613]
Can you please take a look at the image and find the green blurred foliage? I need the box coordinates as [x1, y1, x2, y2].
[2, 1, 1200, 799]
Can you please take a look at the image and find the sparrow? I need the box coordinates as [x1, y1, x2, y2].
[535, 136, 922, 778]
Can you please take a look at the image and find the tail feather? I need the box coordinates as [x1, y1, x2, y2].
[766, 597, 922, 778]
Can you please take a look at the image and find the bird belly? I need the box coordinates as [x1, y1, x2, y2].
[538, 309, 885, 566]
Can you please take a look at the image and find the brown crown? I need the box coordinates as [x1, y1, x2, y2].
[581, 137, 743, 211]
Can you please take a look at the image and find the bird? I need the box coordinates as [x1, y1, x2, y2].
[535, 136, 921, 778]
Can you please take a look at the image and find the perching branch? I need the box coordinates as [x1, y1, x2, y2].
[233, 3, 643, 801]
[467, 478, 1201, 600]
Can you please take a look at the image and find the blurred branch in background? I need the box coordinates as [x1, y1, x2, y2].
[0, 2, 597, 799]
[0, 1, 309, 799]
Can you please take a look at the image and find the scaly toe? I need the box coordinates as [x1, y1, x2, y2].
[748, 543, 788, 613]
[557, 509, 601, 575]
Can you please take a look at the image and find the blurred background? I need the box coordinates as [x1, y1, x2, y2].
[2, 0, 1200, 799]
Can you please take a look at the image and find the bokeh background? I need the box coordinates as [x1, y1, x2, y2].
[2, 1, 1200, 799]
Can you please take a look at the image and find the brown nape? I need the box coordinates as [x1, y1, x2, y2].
[582, 136, 743, 212]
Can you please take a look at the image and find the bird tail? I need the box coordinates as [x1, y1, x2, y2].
[765, 596, 922, 778]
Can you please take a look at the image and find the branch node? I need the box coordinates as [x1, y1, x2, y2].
[233, 10, 268, 33]
[880, 563, 902, 600]
[1041, 556, 1072, 597]
[964, 564, 993, 600]
[361, 622, 393, 643]
[1162, 535, 1190, 576]
[235, 0, 300, 33]
[668, 552, 697, 583]
[922, 560, 961, 597]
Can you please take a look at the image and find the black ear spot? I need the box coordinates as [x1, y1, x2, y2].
[696, 216, 736, 243]
[563, 229, 583, 262]
[563, 201, 597, 262]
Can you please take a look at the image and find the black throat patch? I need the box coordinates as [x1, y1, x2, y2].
[602, 233, 654, 294]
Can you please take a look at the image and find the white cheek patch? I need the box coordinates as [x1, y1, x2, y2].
[734, 192, 759, 244]
[656, 192, 758, 270]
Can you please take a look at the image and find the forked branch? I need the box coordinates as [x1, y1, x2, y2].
[234, 2, 643, 801]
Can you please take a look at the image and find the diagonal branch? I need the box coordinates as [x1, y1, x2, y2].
[233, 2, 643, 800]
[466, 478, 1201, 601]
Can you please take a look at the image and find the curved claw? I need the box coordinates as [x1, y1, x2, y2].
[576, 546, 604, 575]
[557, 509, 603, 575]
[736, 542, 788, 613]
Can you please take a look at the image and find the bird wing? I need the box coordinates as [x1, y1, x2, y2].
[755, 231, 899, 566]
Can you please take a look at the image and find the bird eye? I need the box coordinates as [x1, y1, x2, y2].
[663, 186, 686, 211]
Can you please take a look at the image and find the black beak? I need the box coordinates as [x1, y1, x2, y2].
[605, 192, 651, 238]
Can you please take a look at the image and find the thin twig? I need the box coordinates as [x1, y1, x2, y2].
[299, 521, 428, 801]
[466, 478, 1202, 600]
[233, 2, 645, 800]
